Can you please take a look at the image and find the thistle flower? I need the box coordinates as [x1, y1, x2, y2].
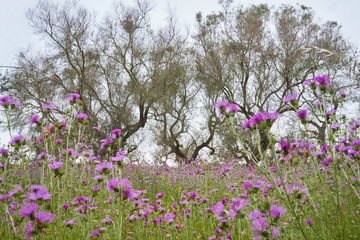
[107, 179, 119, 191]
[9, 135, 26, 146]
[213, 99, 229, 115]
[48, 161, 63, 169]
[100, 139, 113, 149]
[30, 115, 39, 125]
[66, 93, 81, 103]
[230, 198, 250, 213]
[111, 129, 122, 139]
[74, 113, 88, 120]
[306, 218, 313, 226]
[213, 201, 225, 219]
[283, 93, 298, 102]
[242, 112, 279, 129]
[89, 229, 100, 237]
[42, 103, 56, 110]
[25, 221, 35, 239]
[0, 148, 9, 157]
[35, 211, 54, 224]
[95, 161, 113, 174]
[269, 205, 287, 219]
[28, 185, 52, 200]
[298, 110, 307, 119]
[164, 212, 175, 223]
[250, 217, 269, 235]
[0, 96, 20, 108]
[279, 140, 291, 152]
[19, 203, 39, 218]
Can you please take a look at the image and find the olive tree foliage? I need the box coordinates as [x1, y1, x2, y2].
[6, 0, 191, 152]
[193, 3, 353, 162]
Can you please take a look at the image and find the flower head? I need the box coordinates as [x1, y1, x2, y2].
[283, 93, 298, 102]
[164, 212, 175, 223]
[66, 93, 81, 103]
[269, 205, 286, 219]
[19, 203, 39, 217]
[242, 112, 279, 129]
[28, 185, 52, 200]
[9, 135, 26, 146]
[298, 110, 307, 120]
[100, 139, 113, 149]
[42, 103, 56, 110]
[214, 99, 229, 115]
[306, 218, 313, 226]
[75, 113, 88, 120]
[30, 115, 40, 125]
[48, 161, 63, 169]
[89, 229, 100, 237]
[111, 129, 122, 139]
[279, 140, 291, 152]
[35, 211, 54, 224]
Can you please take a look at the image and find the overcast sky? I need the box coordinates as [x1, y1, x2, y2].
[1, 0, 360, 144]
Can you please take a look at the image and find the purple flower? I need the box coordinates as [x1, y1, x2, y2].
[213, 201, 225, 218]
[25, 221, 35, 239]
[95, 161, 113, 173]
[298, 110, 307, 119]
[214, 99, 229, 115]
[100, 139, 113, 149]
[326, 109, 336, 116]
[35, 211, 54, 224]
[111, 129, 122, 139]
[306, 218, 313, 226]
[337, 91, 348, 98]
[228, 103, 239, 113]
[251, 217, 269, 235]
[0, 96, 20, 108]
[242, 112, 279, 129]
[248, 210, 264, 219]
[330, 124, 341, 129]
[19, 203, 39, 217]
[66, 218, 75, 225]
[74, 113, 88, 120]
[56, 138, 62, 144]
[28, 185, 52, 200]
[107, 179, 119, 191]
[0, 148, 9, 156]
[283, 93, 298, 102]
[30, 115, 39, 125]
[119, 178, 136, 200]
[164, 212, 175, 223]
[92, 126, 100, 132]
[9, 135, 26, 145]
[156, 192, 165, 198]
[42, 103, 56, 110]
[279, 140, 291, 152]
[230, 198, 250, 213]
[269, 205, 286, 219]
[91, 185, 101, 191]
[111, 151, 126, 162]
[66, 93, 81, 102]
[48, 161, 63, 169]
[89, 229, 100, 237]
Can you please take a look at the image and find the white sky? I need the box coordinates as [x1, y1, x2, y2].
[1, 0, 360, 145]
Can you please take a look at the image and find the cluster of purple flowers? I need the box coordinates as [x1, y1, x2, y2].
[0, 96, 20, 109]
[242, 112, 280, 129]
[213, 99, 239, 115]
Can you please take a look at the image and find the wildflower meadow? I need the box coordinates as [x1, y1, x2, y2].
[0, 75, 360, 240]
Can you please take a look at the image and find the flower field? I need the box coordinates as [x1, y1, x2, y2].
[0, 76, 360, 239]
